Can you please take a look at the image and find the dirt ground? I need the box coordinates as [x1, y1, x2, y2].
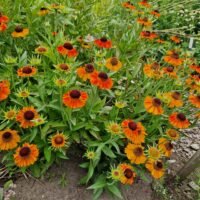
[14, 156, 154, 200]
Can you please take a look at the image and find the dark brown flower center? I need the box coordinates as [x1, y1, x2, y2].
[152, 62, 159, 70]
[171, 52, 179, 59]
[15, 26, 23, 33]
[3, 132, 12, 140]
[124, 169, 133, 179]
[70, 90, 81, 99]
[110, 57, 118, 66]
[177, 113, 186, 121]
[165, 142, 173, 151]
[24, 111, 35, 120]
[22, 66, 32, 74]
[153, 98, 162, 107]
[133, 147, 143, 156]
[85, 64, 94, 73]
[143, 17, 148, 22]
[54, 136, 64, 144]
[166, 66, 174, 72]
[143, 31, 151, 36]
[154, 161, 163, 170]
[98, 72, 108, 80]
[40, 7, 47, 11]
[19, 147, 31, 157]
[100, 37, 107, 42]
[154, 10, 159, 13]
[59, 64, 69, 71]
[128, 121, 137, 130]
[63, 42, 73, 50]
[38, 47, 47, 52]
[171, 92, 181, 100]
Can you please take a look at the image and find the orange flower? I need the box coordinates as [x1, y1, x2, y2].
[0, 14, 9, 23]
[163, 66, 177, 78]
[140, 31, 157, 40]
[137, 17, 152, 26]
[190, 63, 200, 73]
[119, 163, 136, 185]
[170, 36, 181, 44]
[57, 42, 78, 57]
[156, 39, 165, 44]
[125, 143, 147, 164]
[17, 66, 37, 77]
[90, 72, 113, 90]
[105, 57, 122, 71]
[145, 159, 165, 179]
[143, 62, 163, 79]
[144, 96, 164, 115]
[77, 64, 96, 81]
[163, 50, 183, 66]
[121, 119, 147, 144]
[186, 74, 200, 92]
[164, 92, 183, 108]
[189, 94, 200, 108]
[16, 107, 39, 128]
[63, 90, 88, 109]
[166, 129, 179, 140]
[169, 112, 190, 129]
[151, 10, 160, 17]
[14, 143, 39, 167]
[0, 23, 7, 32]
[138, 0, 151, 7]
[38, 7, 50, 16]
[94, 37, 112, 48]
[0, 129, 20, 150]
[158, 138, 173, 157]
[0, 80, 10, 101]
[11, 26, 29, 38]
[122, 2, 136, 10]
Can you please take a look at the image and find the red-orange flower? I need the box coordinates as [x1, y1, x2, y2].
[151, 10, 160, 17]
[16, 107, 39, 128]
[138, 0, 151, 7]
[190, 63, 200, 73]
[0, 80, 10, 101]
[17, 66, 37, 77]
[137, 17, 152, 26]
[77, 64, 96, 81]
[57, 42, 78, 57]
[122, 2, 136, 10]
[94, 37, 112, 48]
[144, 96, 164, 115]
[163, 50, 183, 66]
[158, 138, 173, 157]
[0, 14, 9, 23]
[163, 66, 177, 78]
[143, 62, 163, 79]
[140, 31, 157, 40]
[90, 72, 113, 90]
[169, 112, 190, 129]
[170, 36, 181, 44]
[122, 119, 147, 144]
[63, 90, 88, 109]
[0, 23, 7, 32]
[189, 94, 200, 108]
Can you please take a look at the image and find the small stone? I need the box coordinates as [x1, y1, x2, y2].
[190, 144, 199, 150]
[167, 159, 176, 164]
[188, 181, 200, 191]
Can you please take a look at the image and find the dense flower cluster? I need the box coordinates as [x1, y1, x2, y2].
[0, 0, 199, 198]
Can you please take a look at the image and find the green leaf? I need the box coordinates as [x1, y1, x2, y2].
[88, 175, 106, 190]
[44, 147, 51, 162]
[102, 146, 116, 158]
[86, 162, 94, 183]
[3, 180, 13, 190]
[107, 184, 123, 199]
[92, 188, 103, 200]
[79, 162, 89, 169]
